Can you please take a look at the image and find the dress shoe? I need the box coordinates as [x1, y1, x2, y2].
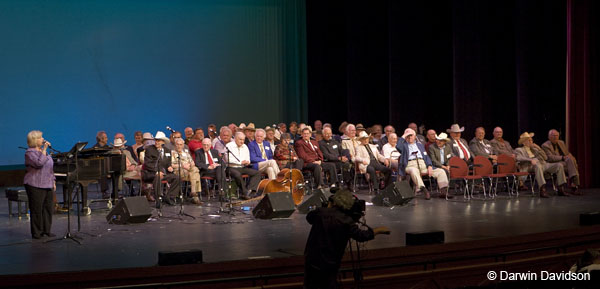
[163, 197, 175, 206]
[190, 196, 202, 205]
[570, 185, 581, 195]
[539, 186, 549, 198]
[32, 235, 43, 240]
[420, 186, 431, 200]
[54, 204, 68, 214]
[240, 191, 251, 200]
[557, 184, 570, 197]
[518, 185, 529, 191]
[439, 187, 453, 199]
[43, 233, 56, 237]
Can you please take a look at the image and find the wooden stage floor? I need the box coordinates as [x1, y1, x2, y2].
[1, 186, 599, 276]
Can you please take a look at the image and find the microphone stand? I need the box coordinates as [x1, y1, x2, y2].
[47, 146, 83, 244]
[175, 150, 195, 219]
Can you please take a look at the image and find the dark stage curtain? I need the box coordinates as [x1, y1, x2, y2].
[307, 0, 599, 186]
[567, 0, 600, 188]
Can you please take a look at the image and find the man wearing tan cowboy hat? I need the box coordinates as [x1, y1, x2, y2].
[354, 131, 392, 190]
[141, 131, 181, 205]
[447, 124, 474, 164]
[397, 128, 449, 199]
[542, 129, 580, 194]
[514, 132, 568, 198]
[243, 123, 256, 145]
[111, 137, 142, 196]
[428, 133, 452, 173]
[469, 127, 498, 163]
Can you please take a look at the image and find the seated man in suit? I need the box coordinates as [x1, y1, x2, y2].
[515, 132, 569, 198]
[427, 133, 453, 199]
[381, 133, 401, 171]
[93, 131, 110, 198]
[469, 127, 497, 163]
[397, 128, 449, 200]
[542, 129, 580, 194]
[248, 129, 280, 180]
[341, 124, 359, 160]
[354, 131, 391, 190]
[142, 131, 181, 205]
[447, 124, 474, 164]
[195, 138, 224, 197]
[319, 127, 352, 187]
[171, 138, 201, 205]
[274, 133, 304, 170]
[296, 128, 337, 188]
[225, 132, 261, 199]
[489, 126, 515, 157]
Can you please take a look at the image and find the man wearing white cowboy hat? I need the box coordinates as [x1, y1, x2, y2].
[397, 128, 449, 199]
[514, 132, 568, 198]
[447, 124, 474, 164]
[428, 133, 452, 173]
[354, 131, 392, 190]
[171, 137, 202, 205]
[141, 131, 181, 205]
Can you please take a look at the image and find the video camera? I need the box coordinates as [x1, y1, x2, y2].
[326, 187, 366, 222]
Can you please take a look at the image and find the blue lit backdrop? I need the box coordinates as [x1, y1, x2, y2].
[0, 0, 307, 166]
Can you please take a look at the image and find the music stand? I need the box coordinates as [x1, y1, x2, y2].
[47, 141, 87, 244]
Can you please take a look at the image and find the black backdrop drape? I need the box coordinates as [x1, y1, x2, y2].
[307, 0, 598, 186]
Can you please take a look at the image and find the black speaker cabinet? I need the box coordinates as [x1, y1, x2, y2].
[106, 196, 152, 224]
[406, 230, 445, 246]
[158, 249, 203, 266]
[580, 212, 600, 225]
[252, 191, 296, 219]
[372, 180, 414, 206]
[297, 188, 333, 214]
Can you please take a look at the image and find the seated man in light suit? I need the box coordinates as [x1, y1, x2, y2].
[426, 133, 453, 199]
[225, 132, 261, 200]
[248, 129, 280, 180]
[447, 124, 474, 164]
[542, 129, 580, 194]
[515, 132, 569, 198]
[341, 124, 359, 160]
[469, 127, 498, 163]
[354, 131, 392, 190]
[171, 138, 201, 205]
[397, 128, 449, 200]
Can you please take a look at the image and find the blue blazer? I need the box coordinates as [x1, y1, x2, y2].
[396, 137, 433, 176]
[248, 140, 274, 170]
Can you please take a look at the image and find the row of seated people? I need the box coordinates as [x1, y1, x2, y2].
[95, 120, 580, 205]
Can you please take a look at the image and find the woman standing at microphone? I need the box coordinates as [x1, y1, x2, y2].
[24, 130, 56, 239]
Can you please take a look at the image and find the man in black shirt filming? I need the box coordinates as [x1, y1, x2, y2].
[304, 189, 390, 288]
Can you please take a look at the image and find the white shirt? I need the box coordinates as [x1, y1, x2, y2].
[382, 143, 400, 160]
[225, 141, 250, 166]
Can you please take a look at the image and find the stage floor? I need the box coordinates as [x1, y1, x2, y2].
[1, 186, 599, 276]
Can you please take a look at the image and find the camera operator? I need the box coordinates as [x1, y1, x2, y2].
[304, 189, 390, 289]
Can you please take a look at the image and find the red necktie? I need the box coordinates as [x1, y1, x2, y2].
[457, 140, 469, 160]
[207, 151, 214, 165]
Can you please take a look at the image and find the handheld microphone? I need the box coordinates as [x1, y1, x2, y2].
[166, 126, 176, 133]
[43, 140, 52, 148]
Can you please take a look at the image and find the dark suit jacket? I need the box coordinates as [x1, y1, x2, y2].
[319, 139, 346, 162]
[194, 148, 222, 171]
[142, 146, 172, 180]
[247, 140, 275, 170]
[449, 138, 474, 162]
[295, 138, 324, 165]
[428, 144, 453, 169]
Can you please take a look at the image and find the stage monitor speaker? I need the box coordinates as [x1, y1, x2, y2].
[406, 230, 445, 246]
[372, 180, 414, 206]
[297, 188, 333, 214]
[106, 196, 152, 224]
[252, 191, 295, 219]
[580, 212, 600, 225]
[158, 249, 203, 266]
